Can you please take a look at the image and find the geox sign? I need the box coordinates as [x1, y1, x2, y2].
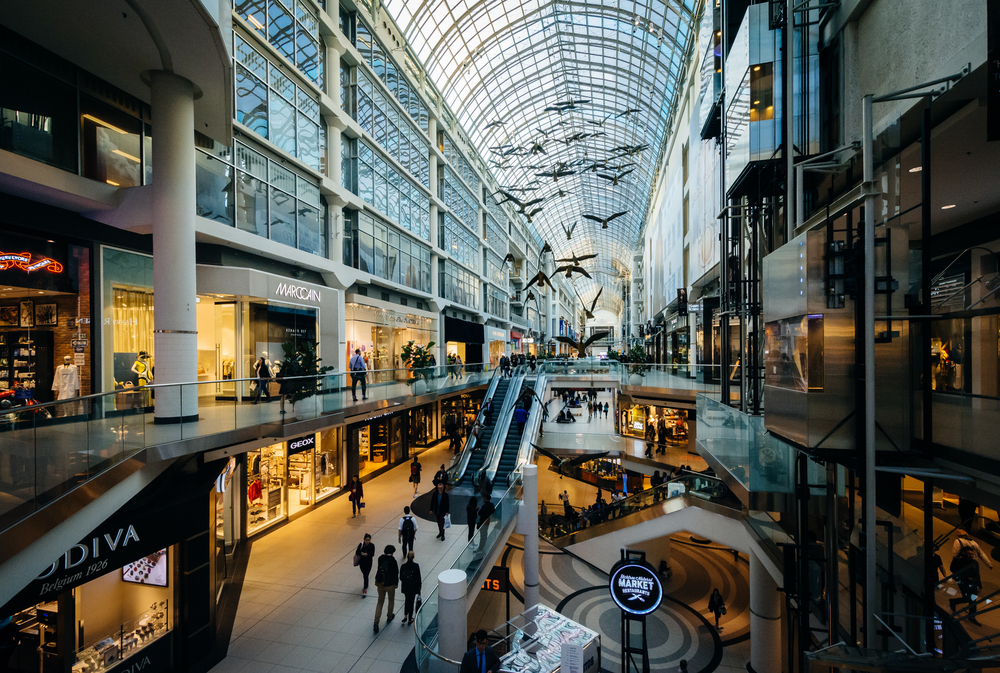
[275, 283, 321, 302]
[609, 558, 663, 616]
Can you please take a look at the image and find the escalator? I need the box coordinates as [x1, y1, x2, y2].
[458, 378, 512, 484]
[493, 383, 528, 486]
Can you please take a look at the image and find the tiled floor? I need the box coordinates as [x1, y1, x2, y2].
[213, 442, 474, 673]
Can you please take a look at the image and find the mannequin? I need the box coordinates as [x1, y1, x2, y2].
[52, 355, 81, 416]
[131, 351, 152, 386]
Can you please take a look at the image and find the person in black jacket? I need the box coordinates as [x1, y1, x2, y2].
[373, 545, 398, 633]
[430, 482, 450, 540]
[466, 496, 479, 542]
[459, 630, 500, 673]
[356, 534, 375, 597]
[399, 551, 422, 625]
[476, 494, 496, 554]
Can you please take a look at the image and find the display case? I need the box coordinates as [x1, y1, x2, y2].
[73, 601, 169, 673]
[247, 444, 286, 534]
[0, 330, 54, 398]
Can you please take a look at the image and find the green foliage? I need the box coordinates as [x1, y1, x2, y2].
[627, 344, 650, 376]
[279, 341, 333, 404]
[401, 340, 436, 384]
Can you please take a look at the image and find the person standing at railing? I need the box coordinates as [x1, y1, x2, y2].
[349, 348, 368, 402]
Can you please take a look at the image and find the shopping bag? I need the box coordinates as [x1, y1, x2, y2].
[359, 501, 366, 509]
[250, 380, 258, 392]
[443, 514, 452, 529]
[353, 554, 361, 567]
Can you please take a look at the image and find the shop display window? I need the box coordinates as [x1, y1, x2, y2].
[315, 428, 342, 500]
[288, 443, 314, 516]
[247, 444, 286, 534]
[74, 601, 169, 673]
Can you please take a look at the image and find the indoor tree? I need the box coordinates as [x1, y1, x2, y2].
[279, 340, 333, 407]
[401, 340, 436, 386]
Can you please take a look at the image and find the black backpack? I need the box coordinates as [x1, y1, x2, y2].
[401, 516, 415, 539]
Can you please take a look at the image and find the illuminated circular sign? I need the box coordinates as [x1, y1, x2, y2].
[609, 559, 663, 616]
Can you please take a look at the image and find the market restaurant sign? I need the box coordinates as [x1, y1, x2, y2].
[609, 558, 663, 616]
[275, 282, 321, 303]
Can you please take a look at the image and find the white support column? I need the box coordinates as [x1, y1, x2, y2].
[150, 71, 198, 422]
[326, 44, 344, 108]
[749, 550, 782, 673]
[519, 464, 540, 611]
[430, 203, 440, 247]
[437, 569, 468, 664]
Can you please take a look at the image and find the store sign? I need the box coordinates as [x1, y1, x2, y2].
[0, 251, 64, 273]
[349, 303, 425, 326]
[609, 559, 663, 616]
[481, 566, 509, 593]
[274, 282, 321, 303]
[288, 435, 316, 454]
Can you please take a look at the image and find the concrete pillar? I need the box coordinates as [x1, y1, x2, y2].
[150, 71, 198, 422]
[430, 203, 439, 247]
[326, 44, 344, 107]
[437, 569, 468, 663]
[519, 464, 540, 611]
[431, 252, 440, 298]
[749, 550, 782, 673]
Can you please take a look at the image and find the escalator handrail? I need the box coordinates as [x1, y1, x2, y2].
[505, 368, 551, 486]
[447, 365, 503, 485]
[477, 366, 526, 487]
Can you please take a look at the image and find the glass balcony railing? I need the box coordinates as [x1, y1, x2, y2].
[621, 363, 722, 396]
[0, 364, 493, 532]
[413, 473, 523, 672]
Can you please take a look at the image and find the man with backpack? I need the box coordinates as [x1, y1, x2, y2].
[398, 506, 419, 556]
[950, 529, 993, 624]
[373, 545, 399, 633]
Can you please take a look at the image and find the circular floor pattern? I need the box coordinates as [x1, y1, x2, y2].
[555, 585, 722, 673]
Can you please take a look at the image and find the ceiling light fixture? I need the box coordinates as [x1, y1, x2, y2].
[908, 166, 922, 173]
[753, 66, 760, 71]
[82, 114, 127, 135]
[106, 180, 120, 186]
[113, 149, 140, 163]
[941, 204, 956, 210]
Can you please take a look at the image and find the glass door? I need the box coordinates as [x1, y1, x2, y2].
[216, 302, 237, 398]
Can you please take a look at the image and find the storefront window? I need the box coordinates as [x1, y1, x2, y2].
[621, 404, 692, 446]
[0, 233, 92, 405]
[344, 303, 435, 372]
[315, 428, 342, 499]
[288, 439, 314, 516]
[409, 405, 438, 448]
[247, 443, 286, 535]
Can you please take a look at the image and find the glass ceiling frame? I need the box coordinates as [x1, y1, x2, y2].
[383, 0, 702, 309]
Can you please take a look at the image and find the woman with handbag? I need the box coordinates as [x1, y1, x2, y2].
[349, 475, 364, 518]
[430, 482, 450, 540]
[355, 533, 375, 597]
[399, 551, 422, 625]
[708, 587, 726, 630]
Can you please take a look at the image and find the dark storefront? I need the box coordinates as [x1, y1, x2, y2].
[346, 410, 409, 481]
[444, 315, 484, 365]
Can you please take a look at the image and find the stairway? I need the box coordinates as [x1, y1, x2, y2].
[459, 378, 511, 484]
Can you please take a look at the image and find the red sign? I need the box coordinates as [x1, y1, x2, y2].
[0, 251, 64, 273]
[510, 331, 523, 339]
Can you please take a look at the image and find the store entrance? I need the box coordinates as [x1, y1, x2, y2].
[196, 298, 239, 401]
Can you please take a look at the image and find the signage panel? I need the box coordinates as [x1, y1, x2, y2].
[608, 558, 663, 616]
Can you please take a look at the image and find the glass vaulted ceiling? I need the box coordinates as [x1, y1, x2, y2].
[384, 0, 700, 311]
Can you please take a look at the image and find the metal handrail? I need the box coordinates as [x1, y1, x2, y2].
[505, 368, 551, 486]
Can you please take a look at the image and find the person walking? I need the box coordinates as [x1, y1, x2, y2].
[950, 529, 993, 624]
[275, 366, 294, 414]
[466, 496, 479, 542]
[678, 660, 689, 673]
[349, 348, 368, 402]
[398, 506, 418, 556]
[430, 482, 450, 540]
[513, 405, 529, 435]
[459, 630, 500, 673]
[252, 355, 272, 404]
[483, 398, 493, 426]
[708, 588, 726, 630]
[373, 545, 399, 633]
[399, 551, 422, 626]
[433, 464, 449, 487]
[348, 475, 364, 517]
[604, 401, 609, 419]
[410, 455, 422, 497]
[355, 533, 375, 597]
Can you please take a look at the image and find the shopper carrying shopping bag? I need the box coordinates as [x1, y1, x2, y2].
[356, 533, 375, 597]
[349, 475, 364, 517]
[430, 482, 450, 540]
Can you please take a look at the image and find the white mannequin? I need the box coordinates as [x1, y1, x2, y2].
[52, 355, 81, 416]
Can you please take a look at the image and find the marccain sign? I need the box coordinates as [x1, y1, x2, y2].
[275, 283, 321, 302]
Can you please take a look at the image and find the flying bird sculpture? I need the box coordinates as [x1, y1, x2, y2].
[597, 167, 635, 186]
[560, 221, 578, 240]
[555, 331, 609, 358]
[583, 210, 629, 229]
[532, 443, 609, 476]
[554, 264, 592, 280]
[556, 252, 598, 265]
[525, 269, 554, 291]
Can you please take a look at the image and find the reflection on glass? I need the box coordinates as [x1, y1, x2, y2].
[764, 315, 824, 392]
[81, 97, 142, 188]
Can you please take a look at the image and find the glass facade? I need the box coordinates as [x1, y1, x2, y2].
[485, 214, 506, 254]
[439, 213, 479, 272]
[440, 259, 478, 309]
[195, 137, 324, 256]
[352, 16, 429, 133]
[349, 211, 431, 293]
[234, 33, 322, 171]
[353, 69, 429, 186]
[484, 248, 505, 288]
[485, 284, 507, 320]
[348, 139, 430, 240]
[234, 0, 323, 87]
[439, 165, 479, 234]
[438, 131, 479, 196]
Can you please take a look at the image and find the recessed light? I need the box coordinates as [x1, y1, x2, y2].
[909, 166, 922, 173]
[753, 66, 760, 71]
[753, 101, 760, 105]
[941, 204, 956, 210]
[38, 291, 45, 294]
[47, 240, 54, 243]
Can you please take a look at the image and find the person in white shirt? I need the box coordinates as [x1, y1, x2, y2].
[350, 348, 368, 401]
[398, 506, 419, 556]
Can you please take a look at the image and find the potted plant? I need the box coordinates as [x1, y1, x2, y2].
[627, 344, 650, 385]
[401, 340, 436, 394]
[279, 341, 333, 411]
